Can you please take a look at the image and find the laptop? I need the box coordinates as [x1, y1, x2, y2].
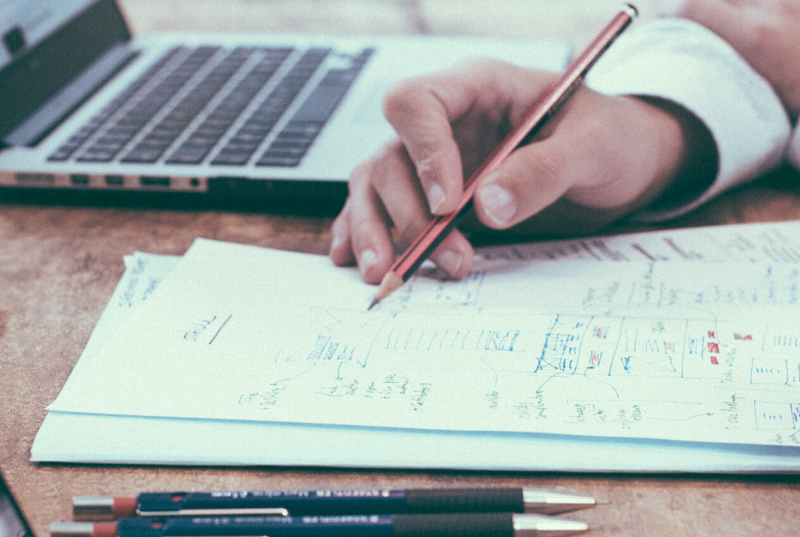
[0, 470, 32, 537]
[0, 0, 570, 209]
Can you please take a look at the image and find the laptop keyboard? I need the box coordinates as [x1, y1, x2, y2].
[47, 45, 373, 167]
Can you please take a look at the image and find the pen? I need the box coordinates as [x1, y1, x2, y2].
[72, 487, 600, 520]
[51, 513, 596, 537]
[368, 4, 638, 310]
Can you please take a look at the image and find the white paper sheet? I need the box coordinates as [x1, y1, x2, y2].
[33, 222, 800, 470]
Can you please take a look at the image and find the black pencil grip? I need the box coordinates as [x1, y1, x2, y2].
[393, 513, 514, 537]
[404, 488, 524, 514]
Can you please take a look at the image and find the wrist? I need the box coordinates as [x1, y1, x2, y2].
[632, 96, 717, 214]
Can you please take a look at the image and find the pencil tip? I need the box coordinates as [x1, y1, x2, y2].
[368, 272, 404, 311]
[589, 525, 604, 531]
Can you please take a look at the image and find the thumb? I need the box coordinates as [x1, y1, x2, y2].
[473, 140, 574, 229]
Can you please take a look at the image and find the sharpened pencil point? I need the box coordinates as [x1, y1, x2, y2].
[368, 272, 404, 310]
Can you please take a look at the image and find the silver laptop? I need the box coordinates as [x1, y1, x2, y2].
[0, 0, 570, 207]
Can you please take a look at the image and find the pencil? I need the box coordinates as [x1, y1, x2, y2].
[369, 3, 638, 310]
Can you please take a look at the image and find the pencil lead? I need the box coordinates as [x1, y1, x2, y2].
[368, 271, 404, 311]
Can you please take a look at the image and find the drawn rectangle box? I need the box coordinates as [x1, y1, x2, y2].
[754, 401, 798, 430]
[750, 358, 789, 385]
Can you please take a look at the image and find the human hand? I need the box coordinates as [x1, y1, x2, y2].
[330, 60, 707, 284]
[661, 0, 800, 118]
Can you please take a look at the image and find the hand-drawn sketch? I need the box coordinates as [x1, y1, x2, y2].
[48, 226, 800, 448]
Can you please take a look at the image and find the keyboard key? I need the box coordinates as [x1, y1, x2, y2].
[255, 154, 302, 167]
[208, 150, 251, 166]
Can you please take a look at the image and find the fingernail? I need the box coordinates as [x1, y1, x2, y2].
[427, 182, 446, 213]
[437, 250, 463, 276]
[478, 184, 517, 225]
[359, 249, 378, 278]
[329, 232, 343, 253]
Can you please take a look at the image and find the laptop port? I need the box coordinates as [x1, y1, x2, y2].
[70, 174, 90, 185]
[105, 175, 124, 186]
[15, 173, 54, 184]
[140, 176, 170, 187]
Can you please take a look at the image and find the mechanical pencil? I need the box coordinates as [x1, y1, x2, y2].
[72, 487, 600, 520]
[52, 513, 597, 537]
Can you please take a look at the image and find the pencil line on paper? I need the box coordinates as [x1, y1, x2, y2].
[209, 314, 232, 345]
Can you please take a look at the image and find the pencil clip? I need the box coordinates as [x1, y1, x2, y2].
[167, 507, 291, 517]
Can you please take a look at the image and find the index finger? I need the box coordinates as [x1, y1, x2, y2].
[381, 61, 557, 215]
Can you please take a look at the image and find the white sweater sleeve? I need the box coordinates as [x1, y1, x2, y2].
[585, 18, 792, 222]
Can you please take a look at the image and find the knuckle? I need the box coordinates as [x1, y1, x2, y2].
[393, 217, 422, 242]
[382, 78, 424, 121]
[410, 144, 443, 180]
[748, 20, 776, 48]
[348, 159, 374, 193]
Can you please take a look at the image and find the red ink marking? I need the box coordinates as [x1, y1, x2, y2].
[594, 326, 608, 339]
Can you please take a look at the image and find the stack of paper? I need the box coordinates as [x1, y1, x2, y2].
[32, 221, 800, 472]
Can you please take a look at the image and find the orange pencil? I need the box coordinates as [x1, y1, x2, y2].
[369, 4, 638, 310]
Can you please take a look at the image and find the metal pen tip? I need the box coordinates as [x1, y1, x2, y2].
[50, 522, 95, 537]
[512, 513, 591, 536]
[522, 487, 599, 515]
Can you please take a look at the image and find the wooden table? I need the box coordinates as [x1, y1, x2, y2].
[2, 1, 800, 535]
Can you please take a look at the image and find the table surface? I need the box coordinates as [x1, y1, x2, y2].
[2, 1, 800, 536]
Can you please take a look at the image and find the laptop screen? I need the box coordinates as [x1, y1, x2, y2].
[0, 0, 95, 69]
[0, 0, 130, 142]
